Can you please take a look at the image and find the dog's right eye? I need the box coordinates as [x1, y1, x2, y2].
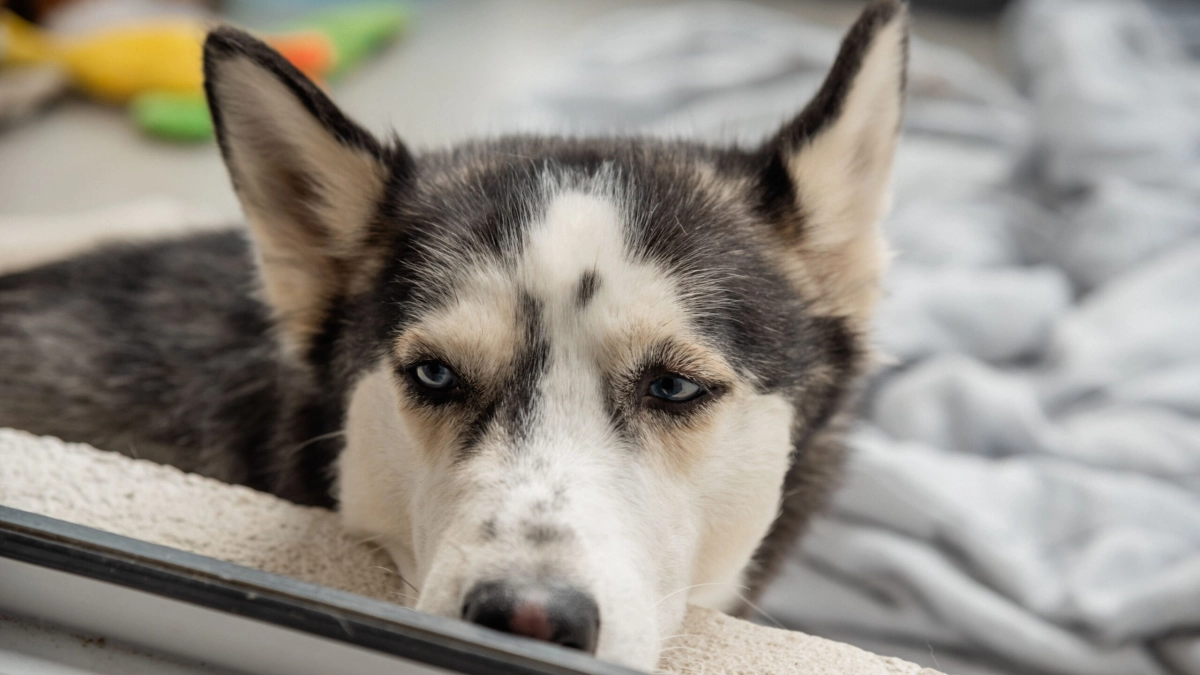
[648, 375, 704, 403]
[412, 361, 459, 390]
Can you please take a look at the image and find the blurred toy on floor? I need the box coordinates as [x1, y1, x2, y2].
[0, 0, 407, 141]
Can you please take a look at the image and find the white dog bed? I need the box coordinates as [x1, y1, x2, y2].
[0, 427, 942, 675]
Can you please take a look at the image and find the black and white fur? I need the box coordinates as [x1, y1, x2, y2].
[0, 1, 907, 667]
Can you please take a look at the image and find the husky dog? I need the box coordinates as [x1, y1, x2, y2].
[0, 0, 906, 667]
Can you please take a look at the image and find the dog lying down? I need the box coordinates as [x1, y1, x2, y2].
[0, 0, 906, 668]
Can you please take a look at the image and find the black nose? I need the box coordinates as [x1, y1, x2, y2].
[462, 580, 600, 653]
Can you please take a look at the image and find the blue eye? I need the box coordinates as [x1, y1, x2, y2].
[648, 375, 704, 403]
[413, 362, 458, 390]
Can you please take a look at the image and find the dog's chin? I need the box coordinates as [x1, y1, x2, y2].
[612, 596, 688, 671]
[592, 597, 672, 670]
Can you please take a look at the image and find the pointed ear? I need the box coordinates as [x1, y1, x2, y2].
[203, 27, 406, 357]
[759, 0, 907, 326]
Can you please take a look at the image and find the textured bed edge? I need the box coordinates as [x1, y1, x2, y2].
[0, 427, 944, 675]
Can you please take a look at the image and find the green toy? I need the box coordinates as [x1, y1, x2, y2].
[132, 91, 213, 142]
[136, 3, 408, 142]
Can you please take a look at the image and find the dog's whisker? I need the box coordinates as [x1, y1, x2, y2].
[655, 644, 706, 655]
[387, 590, 420, 605]
[654, 582, 751, 609]
[738, 596, 786, 630]
[656, 632, 701, 645]
[290, 429, 346, 453]
[367, 564, 422, 596]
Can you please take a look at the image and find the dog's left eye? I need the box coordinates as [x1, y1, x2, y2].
[412, 361, 458, 390]
[648, 375, 705, 403]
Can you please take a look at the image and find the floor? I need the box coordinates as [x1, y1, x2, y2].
[0, 612, 239, 675]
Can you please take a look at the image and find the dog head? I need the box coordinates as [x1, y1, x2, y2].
[203, 0, 906, 667]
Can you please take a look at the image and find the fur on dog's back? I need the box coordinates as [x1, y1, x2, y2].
[0, 231, 342, 504]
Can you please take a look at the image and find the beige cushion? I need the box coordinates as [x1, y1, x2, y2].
[0, 427, 944, 675]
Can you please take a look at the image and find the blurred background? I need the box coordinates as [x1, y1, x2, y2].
[2, 1, 1199, 675]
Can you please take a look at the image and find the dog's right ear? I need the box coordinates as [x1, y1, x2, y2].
[204, 27, 406, 357]
[757, 0, 907, 328]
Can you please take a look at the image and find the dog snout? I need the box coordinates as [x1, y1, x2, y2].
[461, 579, 600, 653]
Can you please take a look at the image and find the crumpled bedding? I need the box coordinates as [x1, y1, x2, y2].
[497, 2, 1200, 674]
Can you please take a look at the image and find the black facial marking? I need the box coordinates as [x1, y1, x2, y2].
[481, 517, 498, 541]
[575, 269, 600, 309]
[504, 293, 551, 441]
[459, 399, 498, 454]
[440, 292, 551, 460]
[754, 148, 800, 228]
[523, 521, 570, 546]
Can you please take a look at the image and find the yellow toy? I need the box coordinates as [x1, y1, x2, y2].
[2, 12, 207, 103]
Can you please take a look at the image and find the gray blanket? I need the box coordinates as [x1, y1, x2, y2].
[498, 2, 1200, 674]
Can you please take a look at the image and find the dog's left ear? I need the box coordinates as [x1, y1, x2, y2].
[759, 0, 907, 325]
[204, 27, 404, 357]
